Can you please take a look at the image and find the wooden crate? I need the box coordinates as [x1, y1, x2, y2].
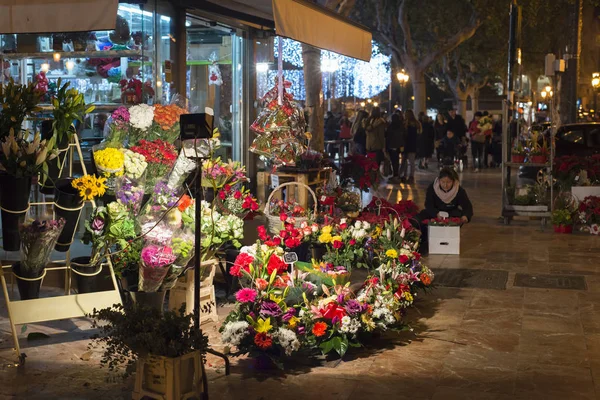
[132, 350, 203, 400]
[168, 260, 218, 324]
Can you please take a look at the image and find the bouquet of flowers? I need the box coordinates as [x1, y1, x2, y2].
[201, 157, 247, 189]
[140, 180, 181, 218]
[199, 200, 243, 267]
[139, 242, 177, 292]
[554, 154, 600, 189]
[579, 195, 600, 235]
[152, 103, 187, 143]
[179, 194, 195, 231]
[19, 218, 65, 277]
[104, 107, 130, 146]
[83, 207, 109, 266]
[160, 231, 195, 291]
[269, 199, 306, 218]
[0, 130, 58, 177]
[216, 184, 259, 218]
[115, 175, 145, 215]
[422, 217, 462, 226]
[93, 145, 124, 190]
[316, 219, 370, 270]
[71, 174, 107, 201]
[128, 104, 155, 135]
[122, 148, 147, 179]
[477, 114, 493, 136]
[130, 139, 177, 191]
[341, 154, 380, 192]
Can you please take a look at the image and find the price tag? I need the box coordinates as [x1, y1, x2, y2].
[284, 252, 299, 264]
[271, 174, 280, 189]
[439, 211, 449, 218]
[320, 195, 327, 202]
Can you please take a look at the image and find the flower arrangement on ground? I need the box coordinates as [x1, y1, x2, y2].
[579, 195, 600, 235]
[554, 154, 600, 189]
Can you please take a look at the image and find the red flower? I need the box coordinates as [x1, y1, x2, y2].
[284, 237, 301, 249]
[280, 213, 288, 222]
[264, 237, 282, 247]
[339, 223, 348, 230]
[257, 226, 268, 241]
[320, 302, 347, 321]
[234, 190, 242, 200]
[412, 252, 421, 261]
[267, 254, 288, 275]
[312, 321, 327, 337]
[402, 219, 413, 230]
[223, 184, 231, 192]
[399, 255, 410, 264]
[349, 239, 356, 246]
[332, 240, 344, 250]
[254, 333, 273, 349]
[255, 278, 268, 291]
[218, 190, 226, 200]
[230, 253, 254, 277]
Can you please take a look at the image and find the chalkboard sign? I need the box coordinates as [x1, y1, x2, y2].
[284, 252, 298, 264]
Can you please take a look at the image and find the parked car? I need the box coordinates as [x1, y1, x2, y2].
[519, 122, 600, 178]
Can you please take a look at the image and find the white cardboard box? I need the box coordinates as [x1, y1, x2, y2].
[571, 186, 600, 203]
[429, 226, 460, 255]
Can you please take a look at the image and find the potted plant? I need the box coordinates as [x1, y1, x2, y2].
[0, 130, 58, 250]
[529, 133, 548, 164]
[511, 140, 526, 163]
[89, 304, 208, 398]
[551, 209, 575, 233]
[40, 79, 94, 193]
[579, 195, 600, 235]
[14, 218, 65, 299]
[554, 155, 600, 200]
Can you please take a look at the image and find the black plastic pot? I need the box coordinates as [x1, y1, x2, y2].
[129, 291, 166, 313]
[311, 244, 327, 262]
[121, 266, 139, 292]
[53, 178, 84, 252]
[40, 120, 70, 195]
[71, 256, 102, 294]
[12, 261, 44, 300]
[0, 174, 32, 251]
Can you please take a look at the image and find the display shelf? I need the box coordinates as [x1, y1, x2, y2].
[38, 103, 122, 112]
[0, 49, 152, 60]
[504, 162, 551, 168]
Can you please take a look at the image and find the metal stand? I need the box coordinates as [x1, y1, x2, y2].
[0, 134, 119, 365]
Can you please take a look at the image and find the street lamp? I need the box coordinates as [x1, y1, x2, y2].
[592, 73, 600, 117]
[321, 58, 339, 112]
[396, 69, 409, 109]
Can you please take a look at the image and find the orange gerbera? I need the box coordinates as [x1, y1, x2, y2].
[254, 333, 273, 349]
[421, 274, 432, 286]
[178, 194, 194, 211]
[312, 321, 327, 337]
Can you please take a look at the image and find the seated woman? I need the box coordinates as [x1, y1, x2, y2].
[417, 168, 473, 254]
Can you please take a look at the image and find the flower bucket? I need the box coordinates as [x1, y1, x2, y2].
[71, 256, 102, 294]
[129, 291, 166, 312]
[311, 244, 327, 262]
[39, 120, 70, 194]
[553, 224, 573, 234]
[530, 155, 547, 164]
[53, 178, 84, 252]
[511, 154, 526, 163]
[12, 261, 46, 300]
[0, 174, 32, 251]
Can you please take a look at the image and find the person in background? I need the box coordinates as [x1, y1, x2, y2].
[446, 108, 467, 141]
[363, 106, 387, 167]
[468, 111, 485, 172]
[434, 113, 447, 163]
[325, 111, 339, 159]
[351, 110, 368, 155]
[491, 115, 503, 167]
[438, 129, 460, 168]
[385, 111, 406, 182]
[417, 167, 473, 254]
[417, 111, 435, 170]
[399, 109, 421, 184]
[339, 112, 352, 157]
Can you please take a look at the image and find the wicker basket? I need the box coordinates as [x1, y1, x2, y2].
[265, 181, 318, 236]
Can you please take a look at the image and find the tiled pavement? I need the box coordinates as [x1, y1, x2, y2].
[2, 167, 600, 399]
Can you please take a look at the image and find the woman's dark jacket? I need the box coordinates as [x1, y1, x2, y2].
[421, 183, 473, 221]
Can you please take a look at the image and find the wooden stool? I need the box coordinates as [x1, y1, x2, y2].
[132, 351, 204, 400]
[168, 261, 218, 324]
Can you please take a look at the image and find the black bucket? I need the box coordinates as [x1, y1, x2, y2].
[71, 256, 102, 294]
[40, 120, 70, 194]
[12, 261, 45, 300]
[53, 178, 84, 252]
[129, 291, 166, 313]
[0, 174, 32, 251]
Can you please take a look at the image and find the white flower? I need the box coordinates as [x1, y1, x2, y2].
[591, 224, 600, 235]
[340, 316, 361, 334]
[362, 221, 371, 230]
[340, 218, 347, 224]
[276, 328, 301, 356]
[354, 221, 362, 229]
[222, 321, 249, 347]
[129, 104, 155, 131]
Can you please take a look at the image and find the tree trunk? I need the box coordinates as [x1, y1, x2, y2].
[456, 93, 468, 119]
[302, 44, 324, 152]
[411, 68, 426, 114]
[470, 87, 480, 114]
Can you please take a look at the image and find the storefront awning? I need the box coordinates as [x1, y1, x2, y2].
[198, 0, 372, 62]
[0, 0, 118, 34]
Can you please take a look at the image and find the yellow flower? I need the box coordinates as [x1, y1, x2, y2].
[331, 235, 342, 243]
[288, 316, 299, 328]
[255, 317, 273, 333]
[93, 176, 107, 196]
[385, 249, 398, 259]
[403, 292, 413, 302]
[361, 314, 375, 331]
[321, 225, 333, 234]
[269, 293, 283, 303]
[79, 186, 97, 201]
[318, 232, 333, 244]
[372, 226, 382, 238]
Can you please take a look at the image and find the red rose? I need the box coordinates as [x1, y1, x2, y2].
[223, 184, 231, 192]
[349, 239, 356, 246]
[320, 302, 347, 322]
[399, 255, 409, 264]
[280, 213, 288, 222]
[339, 223, 348, 230]
[218, 190, 226, 200]
[284, 237, 301, 249]
[234, 191, 242, 200]
[280, 230, 289, 239]
[332, 240, 344, 249]
[264, 237, 282, 247]
[402, 219, 413, 230]
[257, 226, 268, 241]
[412, 252, 421, 261]
[267, 254, 288, 275]
[230, 253, 254, 277]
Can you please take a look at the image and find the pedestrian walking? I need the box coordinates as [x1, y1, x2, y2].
[434, 113, 447, 163]
[417, 111, 435, 169]
[469, 111, 486, 172]
[352, 110, 368, 155]
[363, 106, 387, 167]
[386, 111, 406, 182]
[339, 112, 352, 156]
[399, 109, 421, 184]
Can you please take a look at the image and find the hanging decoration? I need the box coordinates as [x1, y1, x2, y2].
[208, 52, 223, 86]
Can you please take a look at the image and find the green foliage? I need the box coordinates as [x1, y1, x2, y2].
[0, 79, 42, 138]
[51, 79, 94, 145]
[551, 209, 575, 226]
[89, 304, 209, 377]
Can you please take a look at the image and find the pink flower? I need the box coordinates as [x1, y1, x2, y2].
[235, 288, 257, 303]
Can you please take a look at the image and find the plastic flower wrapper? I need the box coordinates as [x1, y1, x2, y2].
[121, 148, 147, 179]
[139, 216, 175, 247]
[18, 216, 65, 277]
[139, 239, 177, 292]
[104, 107, 130, 146]
[93, 144, 124, 191]
[201, 157, 248, 189]
[160, 229, 195, 291]
[139, 180, 182, 218]
[167, 150, 196, 189]
[200, 200, 244, 261]
[130, 139, 177, 191]
[115, 175, 146, 215]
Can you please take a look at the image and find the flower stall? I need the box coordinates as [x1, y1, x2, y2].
[554, 154, 600, 202]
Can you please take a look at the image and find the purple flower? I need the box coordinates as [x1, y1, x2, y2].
[259, 301, 282, 318]
[337, 294, 345, 305]
[297, 326, 305, 335]
[282, 308, 296, 322]
[91, 216, 105, 232]
[249, 311, 256, 319]
[344, 299, 364, 315]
